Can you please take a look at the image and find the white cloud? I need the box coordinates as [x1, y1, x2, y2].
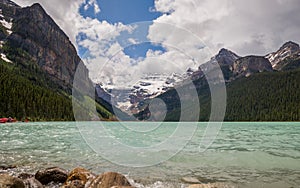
[84, 0, 100, 14]
[151, 0, 300, 56]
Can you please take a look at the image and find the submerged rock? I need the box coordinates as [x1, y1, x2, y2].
[188, 183, 235, 188]
[0, 173, 25, 188]
[181, 177, 201, 184]
[88, 172, 133, 188]
[63, 167, 95, 188]
[0, 165, 17, 170]
[35, 167, 68, 185]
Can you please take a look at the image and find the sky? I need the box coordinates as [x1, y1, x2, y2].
[14, 0, 300, 88]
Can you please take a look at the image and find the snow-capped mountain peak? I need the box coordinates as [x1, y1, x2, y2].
[266, 41, 300, 69]
[98, 72, 187, 113]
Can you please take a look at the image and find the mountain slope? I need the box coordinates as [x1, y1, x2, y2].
[3, 2, 88, 90]
[0, 59, 74, 121]
[148, 66, 300, 122]
[225, 68, 300, 121]
[0, 0, 114, 121]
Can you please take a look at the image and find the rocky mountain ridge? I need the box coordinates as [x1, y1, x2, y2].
[266, 41, 300, 70]
[0, 0, 90, 90]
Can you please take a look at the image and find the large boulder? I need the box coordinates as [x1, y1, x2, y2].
[63, 167, 96, 188]
[0, 173, 25, 188]
[35, 167, 68, 185]
[88, 172, 132, 188]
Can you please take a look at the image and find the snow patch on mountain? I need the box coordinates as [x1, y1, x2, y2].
[1, 53, 12, 63]
[0, 9, 13, 34]
[266, 41, 300, 69]
[97, 72, 189, 113]
[131, 73, 185, 96]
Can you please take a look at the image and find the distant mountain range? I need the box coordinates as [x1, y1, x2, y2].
[98, 40, 300, 121]
[135, 41, 300, 121]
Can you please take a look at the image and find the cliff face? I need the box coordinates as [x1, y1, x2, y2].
[233, 56, 273, 78]
[1, 1, 89, 90]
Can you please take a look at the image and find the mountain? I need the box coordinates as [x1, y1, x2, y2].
[189, 48, 240, 81]
[212, 48, 240, 66]
[2, 1, 89, 90]
[266, 41, 300, 71]
[0, 0, 114, 121]
[133, 41, 300, 121]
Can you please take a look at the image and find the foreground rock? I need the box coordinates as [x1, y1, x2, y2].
[35, 167, 68, 185]
[63, 167, 95, 188]
[0, 173, 25, 188]
[18, 173, 43, 188]
[23, 178, 43, 188]
[88, 172, 133, 188]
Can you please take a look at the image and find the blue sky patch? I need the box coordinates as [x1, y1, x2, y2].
[79, 0, 162, 24]
[78, 0, 165, 60]
[124, 42, 166, 60]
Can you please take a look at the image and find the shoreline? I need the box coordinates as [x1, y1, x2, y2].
[0, 165, 235, 188]
[1, 165, 295, 188]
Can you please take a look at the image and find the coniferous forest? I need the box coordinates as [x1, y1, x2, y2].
[225, 69, 300, 121]
[159, 68, 300, 122]
[0, 59, 74, 121]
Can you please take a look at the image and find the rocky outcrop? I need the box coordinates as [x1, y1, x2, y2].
[232, 56, 273, 78]
[0, 173, 25, 188]
[35, 167, 68, 185]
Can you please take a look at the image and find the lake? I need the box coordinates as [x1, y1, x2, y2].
[0, 122, 299, 187]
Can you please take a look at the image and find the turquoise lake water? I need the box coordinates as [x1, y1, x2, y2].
[0, 122, 299, 187]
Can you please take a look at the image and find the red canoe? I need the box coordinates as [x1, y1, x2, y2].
[0, 118, 8, 123]
[0, 118, 17, 123]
